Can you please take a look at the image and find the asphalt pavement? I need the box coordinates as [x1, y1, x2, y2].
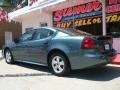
[0, 50, 120, 90]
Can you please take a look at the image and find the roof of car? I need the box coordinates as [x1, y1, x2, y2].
[26, 27, 92, 36]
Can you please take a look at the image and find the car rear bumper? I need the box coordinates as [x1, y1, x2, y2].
[68, 50, 117, 70]
[70, 58, 109, 70]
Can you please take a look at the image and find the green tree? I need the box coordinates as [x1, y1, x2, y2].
[0, 0, 28, 6]
[0, 0, 13, 6]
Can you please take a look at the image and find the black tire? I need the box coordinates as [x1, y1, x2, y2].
[49, 52, 71, 76]
[4, 49, 15, 64]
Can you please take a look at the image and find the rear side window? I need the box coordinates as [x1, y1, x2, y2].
[32, 29, 54, 40]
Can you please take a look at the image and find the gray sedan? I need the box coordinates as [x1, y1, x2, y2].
[2, 27, 116, 76]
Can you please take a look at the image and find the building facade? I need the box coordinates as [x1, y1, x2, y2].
[0, 6, 22, 49]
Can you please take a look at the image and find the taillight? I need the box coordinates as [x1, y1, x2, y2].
[81, 37, 97, 49]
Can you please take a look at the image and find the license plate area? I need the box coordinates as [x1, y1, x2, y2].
[104, 44, 110, 50]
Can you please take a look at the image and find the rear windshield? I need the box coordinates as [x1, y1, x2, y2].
[55, 28, 92, 36]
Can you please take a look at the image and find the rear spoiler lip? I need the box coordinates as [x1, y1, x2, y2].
[93, 35, 112, 40]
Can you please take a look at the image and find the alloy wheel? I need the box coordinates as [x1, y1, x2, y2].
[51, 56, 65, 74]
[5, 51, 12, 63]
[5, 50, 15, 64]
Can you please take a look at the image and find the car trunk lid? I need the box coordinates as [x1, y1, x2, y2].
[94, 36, 116, 56]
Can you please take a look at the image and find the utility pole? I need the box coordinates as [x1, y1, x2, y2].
[101, 0, 107, 36]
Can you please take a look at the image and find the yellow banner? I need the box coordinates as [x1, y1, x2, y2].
[55, 14, 120, 28]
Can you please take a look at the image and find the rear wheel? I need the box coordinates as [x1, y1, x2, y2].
[5, 49, 15, 64]
[49, 53, 70, 76]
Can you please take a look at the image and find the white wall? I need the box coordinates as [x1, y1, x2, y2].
[22, 11, 52, 33]
[21, 0, 102, 33]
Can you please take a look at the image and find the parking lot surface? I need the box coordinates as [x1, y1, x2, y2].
[0, 51, 120, 90]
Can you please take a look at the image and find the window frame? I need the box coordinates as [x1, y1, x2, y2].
[18, 30, 35, 43]
[31, 28, 55, 41]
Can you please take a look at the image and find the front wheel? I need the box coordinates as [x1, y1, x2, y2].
[5, 49, 15, 64]
[49, 53, 71, 76]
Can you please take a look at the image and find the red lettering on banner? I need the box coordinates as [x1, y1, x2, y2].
[66, 7, 73, 16]
[106, 3, 120, 13]
[73, 6, 81, 15]
[80, 5, 86, 13]
[53, 0, 120, 27]
[118, 0, 120, 3]
[63, 9, 67, 17]
[93, 1, 102, 11]
[109, 0, 117, 5]
[53, 1, 102, 22]
[54, 10, 62, 22]
[112, 5, 117, 12]
[85, 2, 93, 12]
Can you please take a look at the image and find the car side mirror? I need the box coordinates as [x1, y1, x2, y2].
[14, 38, 19, 43]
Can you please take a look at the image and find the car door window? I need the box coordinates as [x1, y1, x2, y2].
[19, 31, 34, 42]
[32, 29, 54, 40]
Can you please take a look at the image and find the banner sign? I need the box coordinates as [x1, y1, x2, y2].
[0, 7, 8, 22]
[53, 0, 120, 28]
[56, 14, 120, 28]
[106, 0, 120, 14]
[53, 1, 102, 22]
